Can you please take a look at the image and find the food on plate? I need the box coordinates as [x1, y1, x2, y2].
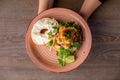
[46, 21, 83, 66]
[31, 18, 58, 45]
[31, 18, 83, 66]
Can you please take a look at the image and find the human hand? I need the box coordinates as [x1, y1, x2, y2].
[38, 0, 54, 14]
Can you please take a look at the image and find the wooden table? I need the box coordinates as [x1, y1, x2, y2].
[0, 0, 120, 80]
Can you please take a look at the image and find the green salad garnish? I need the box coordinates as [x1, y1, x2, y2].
[46, 22, 83, 66]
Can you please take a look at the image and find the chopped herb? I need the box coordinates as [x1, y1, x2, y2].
[57, 48, 75, 66]
[63, 22, 74, 27]
[58, 24, 62, 28]
[74, 42, 81, 48]
[48, 31, 54, 37]
[52, 26, 58, 33]
[68, 42, 81, 53]
[46, 40, 53, 46]
[74, 24, 80, 30]
[58, 59, 66, 66]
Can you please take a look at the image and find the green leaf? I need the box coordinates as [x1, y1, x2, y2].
[74, 42, 81, 48]
[74, 24, 80, 30]
[48, 31, 52, 35]
[59, 47, 64, 51]
[52, 26, 58, 29]
[46, 40, 53, 46]
[57, 49, 70, 60]
[57, 47, 72, 66]
[48, 31, 54, 37]
[63, 22, 74, 27]
[58, 59, 66, 66]
[57, 51, 63, 59]
[52, 27, 58, 33]
[68, 42, 81, 53]
[58, 24, 62, 28]
[68, 46, 77, 53]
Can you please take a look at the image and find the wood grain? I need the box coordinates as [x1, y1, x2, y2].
[0, 0, 120, 80]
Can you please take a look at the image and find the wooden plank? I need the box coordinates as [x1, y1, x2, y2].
[0, 0, 120, 80]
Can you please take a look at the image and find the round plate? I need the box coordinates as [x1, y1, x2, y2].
[26, 8, 92, 73]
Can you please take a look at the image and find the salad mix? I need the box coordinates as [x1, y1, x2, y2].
[46, 22, 83, 66]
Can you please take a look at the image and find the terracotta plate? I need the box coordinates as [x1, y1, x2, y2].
[26, 8, 92, 73]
